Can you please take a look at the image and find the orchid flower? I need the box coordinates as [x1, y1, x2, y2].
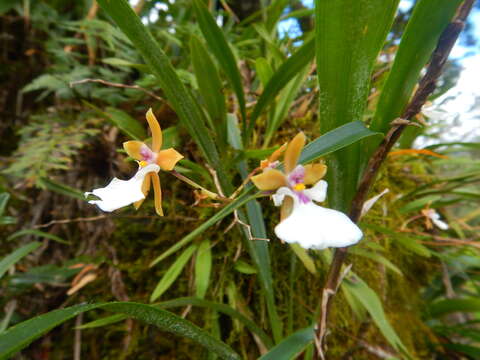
[422, 208, 449, 230]
[251, 132, 363, 249]
[86, 108, 183, 216]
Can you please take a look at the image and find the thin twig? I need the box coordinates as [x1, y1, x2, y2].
[316, 0, 475, 354]
[70, 78, 164, 102]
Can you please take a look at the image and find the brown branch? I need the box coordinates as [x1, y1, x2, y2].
[70, 78, 164, 102]
[316, 0, 475, 354]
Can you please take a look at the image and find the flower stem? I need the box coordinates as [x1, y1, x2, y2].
[170, 170, 228, 202]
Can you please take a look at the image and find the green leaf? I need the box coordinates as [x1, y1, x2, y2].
[192, 0, 246, 125]
[7, 230, 69, 245]
[77, 313, 126, 329]
[227, 112, 282, 344]
[37, 177, 85, 200]
[149, 190, 256, 267]
[96, 0, 223, 174]
[444, 343, 480, 358]
[289, 244, 316, 275]
[315, 0, 399, 211]
[0, 242, 41, 280]
[234, 260, 257, 275]
[350, 248, 402, 276]
[195, 239, 212, 298]
[0, 302, 241, 360]
[265, 64, 310, 146]
[259, 326, 315, 360]
[190, 35, 227, 143]
[79, 297, 273, 349]
[367, 0, 463, 155]
[429, 298, 480, 318]
[151, 245, 198, 302]
[104, 107, 147, 140]
[255, 57, 274, 86]
[0, 193, 10, 217]
[159, 297, 274, 349]
[102, 57, 150, 72]
[363, 223, 432, 258]
[299, 121, 381, 165]
[250, 38, 315, 138]
[343, 274, 409, 355]
[243, 200, 283, 343]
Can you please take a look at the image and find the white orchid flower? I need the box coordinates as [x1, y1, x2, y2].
[252, 132, 363, 249]
[422, 208, 449, 230]
[85, 109, 183, 215]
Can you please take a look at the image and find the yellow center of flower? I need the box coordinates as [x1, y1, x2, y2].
[293, 183, 306, 191]
[139, 160, 148, 167]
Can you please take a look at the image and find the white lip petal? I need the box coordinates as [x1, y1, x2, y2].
[85, 164, 160, 212]
[303, 180, 328, 203]
[274, 202, 363, 249]
[431, 218, 449, 230]
[272, 187, 295, 207]
[425, 209, 449, 230]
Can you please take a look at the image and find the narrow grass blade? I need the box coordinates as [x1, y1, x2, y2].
[195, 239, 212, 298]
[150, 245, 198, 302]
[259, 326, 315, 360]
[343, 274, 409, 355]
[315, 0, 399, 211]
[367, 0, 463, 155]
[190, 35, 227, 144]
[429, 298, 480, 318]
[7, 230, 69, 245]
[244, 200, 283, 343]
[250, 38, 315, 138]
[0, 242, 41, 280]
[149, 190, 256, 267]
[192, 0, 246, 125]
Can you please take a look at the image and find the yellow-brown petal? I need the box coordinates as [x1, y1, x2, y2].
[251, 169, 287, 191]
[134, 173, 152, 209]
[156, 148, 184, 171]
[146, 108, 162, 152]
[268, 143, 288, 163]
[280, 196, 294, 222]
[304, 163, 327, 185]
[123, 141, 147, 161]
[284, 132, 306, 174]
[151, 172, 164, 216]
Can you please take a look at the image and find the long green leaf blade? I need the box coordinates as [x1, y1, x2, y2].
[315, 0, 399, 211]
[259, 326, 315, 360]
[0, 242, 41, 280]
[367, 0, 463, 148]
[343, 274, 409, 355]
[192, 0, 246, 125]
[150, 245, 198, 302]
[0, 302, 241, 360]
[190, 35, 227, 144]
[250, 38, 315, 138]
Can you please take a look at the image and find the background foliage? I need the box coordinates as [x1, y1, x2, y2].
[0, 0, 479, 359]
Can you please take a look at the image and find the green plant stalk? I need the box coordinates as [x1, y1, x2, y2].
[315, 0, 399, 212]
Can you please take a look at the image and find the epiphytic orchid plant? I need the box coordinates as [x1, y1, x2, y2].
[86, 109, 183, 216]
[252, 132, 363, 249]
